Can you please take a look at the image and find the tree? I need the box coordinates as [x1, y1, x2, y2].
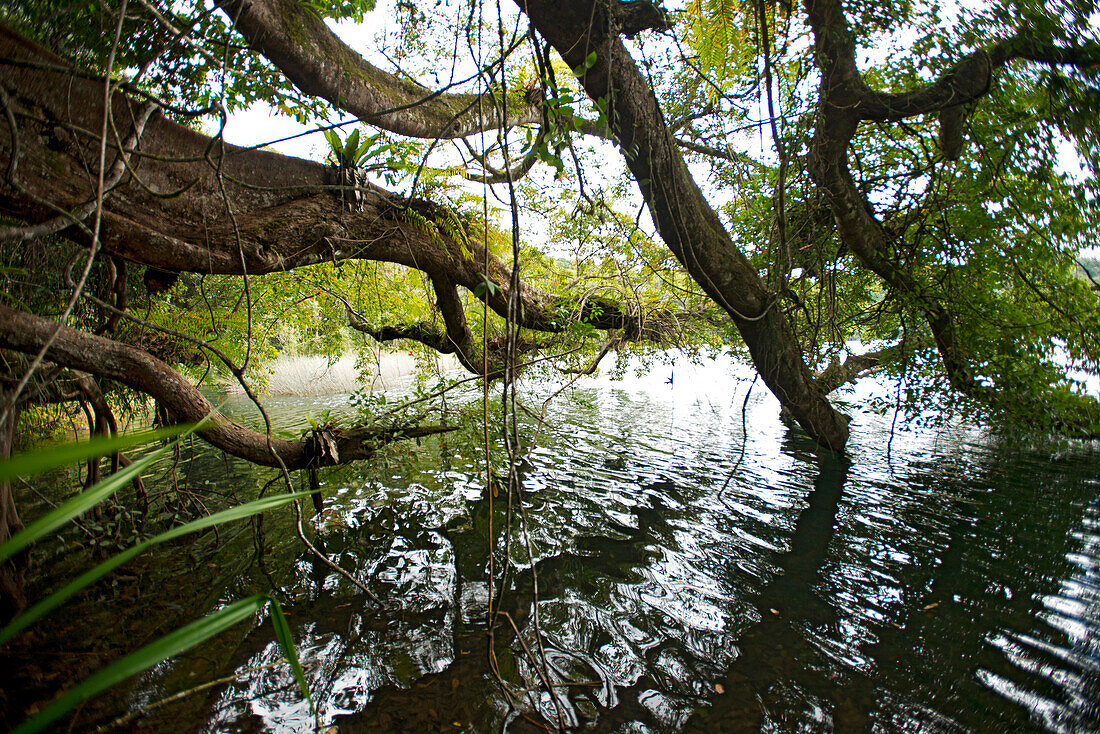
[0, 0, 1098, 618]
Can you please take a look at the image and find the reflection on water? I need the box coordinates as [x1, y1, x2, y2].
[8, 355, 1100, 732]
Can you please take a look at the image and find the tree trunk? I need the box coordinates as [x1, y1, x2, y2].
[521, 1, 851, 450]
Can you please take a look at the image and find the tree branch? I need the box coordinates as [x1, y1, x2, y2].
[802, 0, 1100, 124]
[216, 0, 542, 139]
[0, 26, 662, 346]
[803, 0, 994, 394]
[863, 38, 1100, 121]
[814, 348, 892, 395]
[0, 304, 452, 469]
[521, 0, 853, 450]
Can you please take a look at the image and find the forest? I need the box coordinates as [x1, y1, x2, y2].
[1, 0, 1099, 731]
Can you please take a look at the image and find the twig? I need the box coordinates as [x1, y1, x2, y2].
[95, 660, 288, 732]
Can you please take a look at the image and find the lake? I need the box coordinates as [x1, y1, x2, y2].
[4, 353, 1099, 732]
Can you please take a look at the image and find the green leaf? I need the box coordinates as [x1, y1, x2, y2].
[268, 596, 313, 715]
[355, 132, 382, 166]
[0, 492, 314, 645]
[0, 425, 195, 483]
[571, 52, 598, 77]
[10, 594, 311, 734]
[322, 129, 342, 153]
[472, 275, 500, 300]
[344, 128, 360, 163]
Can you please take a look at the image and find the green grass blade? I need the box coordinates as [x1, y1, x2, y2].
[10, 594, 276, 734]
[0, 492, 314, 645]
[268, 597, 315, 716]
[0, 442, 172, 566]
[0, 424, 196, 483]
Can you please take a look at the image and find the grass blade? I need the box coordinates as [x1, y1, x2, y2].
[0, 424, 195, 483]
[0, 442, 172, 566]
[10, 594, 281, 734]
[268, 596, 315, 716]
[0, 492, 315, 645]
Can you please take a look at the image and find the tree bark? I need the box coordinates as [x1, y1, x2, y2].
[519, 0, 852, 450]
[0, 26, 660, 341]
[217, 0, 543, 139]
[0, 304, 451, 469]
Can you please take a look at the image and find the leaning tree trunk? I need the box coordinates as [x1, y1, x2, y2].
[521, 0, 851, 450]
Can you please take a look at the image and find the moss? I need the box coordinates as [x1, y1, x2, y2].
[255, 217, 291, 241]
[276, 0, 314, 49]
[43, 148, 68, 178]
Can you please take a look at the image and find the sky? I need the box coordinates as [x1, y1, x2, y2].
[217, 0, 1098, 257]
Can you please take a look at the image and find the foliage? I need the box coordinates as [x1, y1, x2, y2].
[0, 430, 314, 732]
[674, 0, 1100, 432]
[1, 0, 329, 122]
[0, 0, 1099, 728]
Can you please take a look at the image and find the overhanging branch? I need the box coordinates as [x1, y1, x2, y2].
[0, 26, 663, 348]
[0, 304, 452, 469]
[216, 0, 542, 140]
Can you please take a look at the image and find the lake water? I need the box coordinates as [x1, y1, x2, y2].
[6, 354, 1100, 732]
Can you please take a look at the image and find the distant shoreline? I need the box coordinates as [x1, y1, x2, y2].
[221, 352, 461, 396]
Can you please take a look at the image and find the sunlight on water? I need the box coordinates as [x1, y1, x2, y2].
[17, 352, 1098, 733]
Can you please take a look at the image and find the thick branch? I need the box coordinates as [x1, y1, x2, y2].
[431, 275, 505, 377]
[815, 349, 892, 395]
[346, 308, 451, 353]
[217, 0, 541, 139]
[344, 281, 550, 380]
[462, 127, 547, 184]
[803, 0, 1100, 122]
[804, 0, 986, 393]
[0, 304, 451, 469]
[521, 1, 852, 450]
[0, 26, 657, 344]
[862, 39, 1100, 121]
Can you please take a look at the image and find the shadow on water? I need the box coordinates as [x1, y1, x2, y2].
[282, 429, 888, 732]
[4, 357, 1100, 733]
[681, 438, 852, 733]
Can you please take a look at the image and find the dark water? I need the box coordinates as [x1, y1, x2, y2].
[8, 355, 1100, 732]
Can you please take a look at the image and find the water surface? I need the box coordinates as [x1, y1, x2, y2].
[6, 355, 1099, 733]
